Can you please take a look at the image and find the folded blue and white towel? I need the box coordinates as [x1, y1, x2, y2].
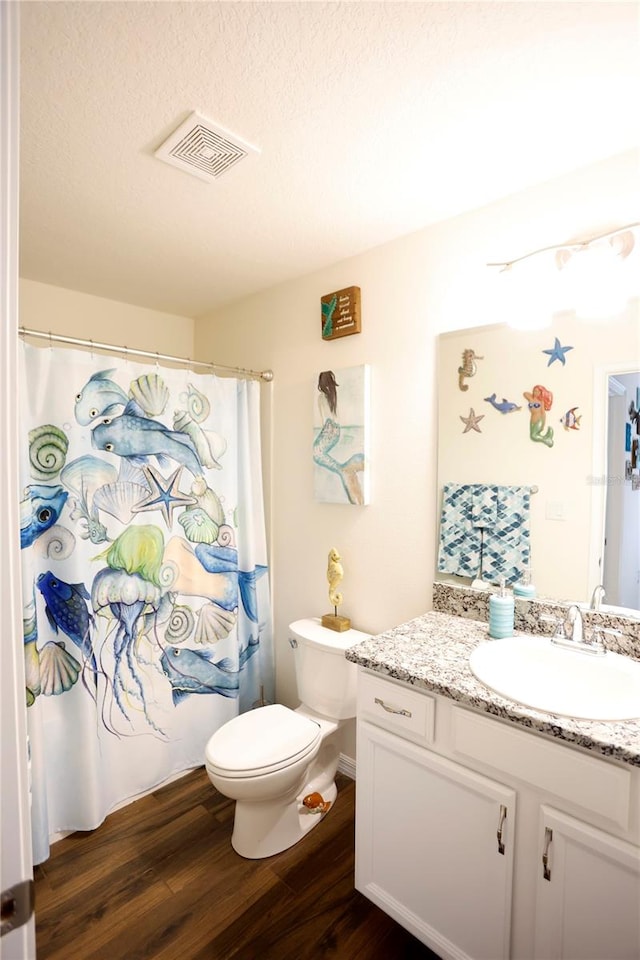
[437, 482, 531, 585]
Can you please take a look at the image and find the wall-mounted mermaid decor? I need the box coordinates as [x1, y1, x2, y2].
[524, 384, 554, 447]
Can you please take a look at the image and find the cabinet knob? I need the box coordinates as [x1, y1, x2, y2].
[542, 826, 553, 880]
[496, 804, 507, 855]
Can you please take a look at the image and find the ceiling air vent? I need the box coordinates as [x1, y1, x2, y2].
[154, 111, 259, 182]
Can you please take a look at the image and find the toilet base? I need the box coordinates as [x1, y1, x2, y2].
[231, 778, 338, 859]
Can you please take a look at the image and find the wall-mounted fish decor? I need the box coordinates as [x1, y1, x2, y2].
[484, 393, 522, 414]
[458, 349, 483, 391]
[560, 407, 581, 431]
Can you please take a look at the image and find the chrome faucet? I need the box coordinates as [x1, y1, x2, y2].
[543, 604, 607, 656]
[590, 584, 606, 611]
[567, 604, 583, 644]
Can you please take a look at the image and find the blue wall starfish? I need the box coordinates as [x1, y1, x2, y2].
[543, 337, 574, 366]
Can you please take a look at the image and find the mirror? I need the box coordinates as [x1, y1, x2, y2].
[599, 370, 640, 613]
[436, 304, 640, 619]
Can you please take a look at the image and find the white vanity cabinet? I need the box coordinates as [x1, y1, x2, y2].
[354, 669, 640, 960]
[356, 718, 515, 960]
[534, 806, 640, 960]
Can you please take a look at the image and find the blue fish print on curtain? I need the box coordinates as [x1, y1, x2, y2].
[19, 343, 274, 864]
[92, 400, 204, 476]
[20, 484, 68, 548]
[36, 571, 98, 688]
[74, 369, 130, 424]
[160, 646, 239, 703]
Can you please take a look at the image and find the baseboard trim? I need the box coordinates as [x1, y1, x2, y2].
[338, 753, 356, 780]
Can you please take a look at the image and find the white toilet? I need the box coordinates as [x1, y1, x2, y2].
[204, 617, 369, 859]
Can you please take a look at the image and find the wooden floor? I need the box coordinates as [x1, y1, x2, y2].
[34, 767, 440, 960]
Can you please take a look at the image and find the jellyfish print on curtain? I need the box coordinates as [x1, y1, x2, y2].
[19, 343, 273, 864]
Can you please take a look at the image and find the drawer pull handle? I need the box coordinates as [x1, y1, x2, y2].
[542, 826, 553, 881]
[374, 697, 412, 718]
[496, 804, 507, 855]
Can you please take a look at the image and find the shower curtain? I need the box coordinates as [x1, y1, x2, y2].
[19, 343, 274, 864]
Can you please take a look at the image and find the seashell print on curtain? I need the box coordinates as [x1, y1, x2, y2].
[19, 343, 273, 864]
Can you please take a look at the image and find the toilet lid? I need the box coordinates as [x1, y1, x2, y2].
[205, 704, 321, 777]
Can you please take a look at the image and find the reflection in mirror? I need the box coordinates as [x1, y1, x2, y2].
[437, 306, 640, 621]
[601, 371, 640, 613]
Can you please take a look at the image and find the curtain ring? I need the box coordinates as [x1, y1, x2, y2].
[155, 351, 159, 370]
[90, 339, 94, 360]
[48, 330, 53, 351]
[123, 345, 128, 364]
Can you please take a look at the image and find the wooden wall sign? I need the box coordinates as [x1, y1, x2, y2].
[321, 286, 361, 340]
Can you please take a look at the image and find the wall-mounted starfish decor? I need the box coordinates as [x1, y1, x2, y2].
[460, 408, 484, 433]
[543, 337, 573, 367]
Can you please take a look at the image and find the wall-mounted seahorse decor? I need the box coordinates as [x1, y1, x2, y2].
[458, 349, 483, 391]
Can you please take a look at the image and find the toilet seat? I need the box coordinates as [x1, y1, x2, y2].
[205, 704, 321, 779]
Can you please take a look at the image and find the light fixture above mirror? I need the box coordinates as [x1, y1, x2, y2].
[490, 223, 639, 329]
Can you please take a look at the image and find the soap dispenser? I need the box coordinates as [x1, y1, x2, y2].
[489, 578, 515, 639]
[513, 563, 536, 599]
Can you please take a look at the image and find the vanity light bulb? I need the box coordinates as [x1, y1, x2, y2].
[502, 256, 555, 331]
[508, 308, 554, 331]
[564, 241, 632, 321]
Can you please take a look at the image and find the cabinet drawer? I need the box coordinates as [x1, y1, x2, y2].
[451, 706, 632, 830]
[358, 671, 434, 745]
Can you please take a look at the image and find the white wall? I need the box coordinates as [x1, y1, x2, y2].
[19, 279, 193, 356]
[195, 149, 639, 761]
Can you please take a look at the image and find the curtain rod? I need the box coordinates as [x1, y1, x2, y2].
[18, 327, 274, 382]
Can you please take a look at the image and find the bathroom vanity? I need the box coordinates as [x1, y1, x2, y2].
[346, 611, 640, 960]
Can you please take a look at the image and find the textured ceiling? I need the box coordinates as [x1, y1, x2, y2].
[19, 1, 640, 319]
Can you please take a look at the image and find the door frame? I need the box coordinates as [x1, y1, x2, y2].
[1, 1, 36, 955]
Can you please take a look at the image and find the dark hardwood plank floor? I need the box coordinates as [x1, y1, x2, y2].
[34, 768, 440, 960]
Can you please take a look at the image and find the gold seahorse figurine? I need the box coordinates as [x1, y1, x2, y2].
[327, 547, 344, 607]
[458, 349, 483, 391]
[321, 547, 351, 632]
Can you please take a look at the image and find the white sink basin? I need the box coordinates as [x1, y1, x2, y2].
[469, 634, 640, 721]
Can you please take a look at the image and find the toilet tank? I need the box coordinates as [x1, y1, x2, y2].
[288, 618, 370, 719]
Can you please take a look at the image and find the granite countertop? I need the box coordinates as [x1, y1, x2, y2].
[346, 611, 640, 768]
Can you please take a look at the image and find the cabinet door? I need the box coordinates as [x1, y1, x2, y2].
[355, 720, 515, 960]
[534, 805, 640, 960]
